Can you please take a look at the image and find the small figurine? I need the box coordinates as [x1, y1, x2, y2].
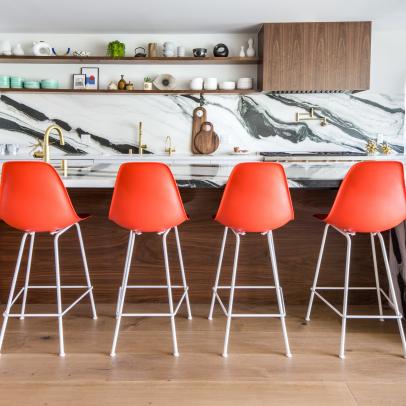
[366, 139, 378, 155]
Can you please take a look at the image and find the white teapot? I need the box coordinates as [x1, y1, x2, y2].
[32, 41, 52, 56]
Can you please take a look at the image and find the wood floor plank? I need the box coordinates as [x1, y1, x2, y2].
[348, 383, 406, 406]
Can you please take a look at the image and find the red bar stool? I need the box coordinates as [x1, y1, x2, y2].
[109, 162, 192, 357]
[305, 161, 406, 359]
[208, 162, 293, 357]
[0, 161, 97, 356]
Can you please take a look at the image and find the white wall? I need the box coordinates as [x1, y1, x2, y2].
[0, 33, 257, 89]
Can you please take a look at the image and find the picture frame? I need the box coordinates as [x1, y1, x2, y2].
[72, 74, 86, 90]
[81, 67, 99, 90]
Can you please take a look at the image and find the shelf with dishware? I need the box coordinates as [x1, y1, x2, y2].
[0, 88, 259, 94]
[0, 56, 260, 65]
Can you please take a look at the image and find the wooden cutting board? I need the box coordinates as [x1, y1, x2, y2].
[191, 106, 207, 154]
[194, 122, 220, 154]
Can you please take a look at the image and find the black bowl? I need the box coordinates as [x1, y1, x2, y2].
[193, 48, 207, 57]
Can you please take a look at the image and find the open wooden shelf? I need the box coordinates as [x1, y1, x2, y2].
[0, 56, 260, 65]
[0, 88, 258, 95]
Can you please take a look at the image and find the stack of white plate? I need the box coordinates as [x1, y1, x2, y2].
[237, 77, 253, 90]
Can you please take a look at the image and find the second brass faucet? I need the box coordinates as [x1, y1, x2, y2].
[137, 121, 147, 155]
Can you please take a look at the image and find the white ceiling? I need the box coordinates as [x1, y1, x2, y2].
[2, 0, 406, 33]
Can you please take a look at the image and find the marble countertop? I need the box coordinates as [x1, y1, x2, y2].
[0, 153, 404, 189]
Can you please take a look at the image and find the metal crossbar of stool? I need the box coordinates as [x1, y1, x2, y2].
[0, 223, 97, 357]
[305, 224, 406, 359]
[208, 227, 291, 358]
[111, 227, 192, 357]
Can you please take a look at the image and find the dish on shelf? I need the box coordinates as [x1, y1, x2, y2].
[237, 77, 253, 90]
[219, 81, 236, 90]
[23, 80, 40, 89]
[40, 79, 59, 89]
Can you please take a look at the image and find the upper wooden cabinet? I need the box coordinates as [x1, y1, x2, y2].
[257, 22, 371, 92]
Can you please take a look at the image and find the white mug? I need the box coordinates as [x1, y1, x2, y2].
[190, 77, 204, 90]
[6, 143, 19, 155]
[0, 144, 6, 155]
[177, 46, 185, 57]
[204, 78, 218, 90]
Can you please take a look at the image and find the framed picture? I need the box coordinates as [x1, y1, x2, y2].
[81, 67, 99, 90]
[73, 74, 86, 90]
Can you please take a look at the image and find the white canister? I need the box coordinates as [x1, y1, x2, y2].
[177, 46, 185, 57]
[190, 77, 204, 90]
[204, 78, 218, 90]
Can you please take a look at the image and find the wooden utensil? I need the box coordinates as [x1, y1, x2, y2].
[194, 121, 220, 154]
[191, 106, 207, 154]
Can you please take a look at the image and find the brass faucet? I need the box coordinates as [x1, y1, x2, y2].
[165, 136, 176, 156]
[33, 124, 68, 175]
[296, 108, 328, 127]
[137, 121, 147, 155]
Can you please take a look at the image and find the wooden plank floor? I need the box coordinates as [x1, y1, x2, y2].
[0, 303, 405, 405]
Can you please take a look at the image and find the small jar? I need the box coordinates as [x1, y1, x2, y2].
[125, 82, 134, 91]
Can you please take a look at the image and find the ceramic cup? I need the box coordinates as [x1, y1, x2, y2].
[177, 46, 185, 57]
[190, 77, 204, 90]
[0, 144, 6, 155]
[204, 77, 218, 90]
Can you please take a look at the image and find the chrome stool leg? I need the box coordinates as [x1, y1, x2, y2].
[111, 231, 135, 357]
[377, 232, 406, 358]
[54, 231, 65, 357]
[0, 233, 29, 353]
[75, 224, 97, 320]
[339, 232, 352, 359]
[20, 233, 35, 320]
[371, 233, 384, 322]
[222, 231, 240, 358]
[174, 226, 192, 320]
[208, 227, 228, 320]
[305, 224, 329, 322]
[163, 229, 179, 357]
[267, 231, 292, 358]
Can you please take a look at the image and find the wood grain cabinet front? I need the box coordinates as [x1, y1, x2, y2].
[258, 21, 371, 92]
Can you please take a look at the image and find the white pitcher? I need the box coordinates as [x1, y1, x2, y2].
[32, 41, 52, 56]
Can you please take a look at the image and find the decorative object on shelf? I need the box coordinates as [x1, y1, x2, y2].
[177, 46, 185, 57]
[153, 73, 176, 90]
[6, 143, 19, 155]
[192, 106, 207, 154]
[117, 75, 127, 90]
[40, 79, 59, 89]
[107, 81, 118, 90]
[193, 48, 207, 57]
[366, 139, 378, 155]
[125, 82, 134, 91]
[232, 146, 249, 154]
[134, 47, 146, 57]
[190, 77, 204, 91]
[12, 43, 25, 56]
[81, 66, 99, 89]
[73, 74, 86, 89]
[32, 41, 52, 56]
[0, 40, 11, 55]
[204, 77, 218, 90]
[148, 43, 158, 57]
[295, 107, 328, 126]
[73, 50, 91, 57]
[194, 122, 219, 154]
[107, 40, 125, 58]
[0, 75, 10, 88]
[165, 136, 176, 156]
[52, 47, 71, 56]
[10, 76, 23, 88]
[213, 43, 229, 57]
[219, 81, 236, 90]
[23, 80, 40, 89]
[239, 46, 246, 57]
[143, 76, 153, 90]
[237, 77, 253, 90]
[380, 142, 392, 155]
[163, 42, 176, 57]
[246, 38, 255, 57]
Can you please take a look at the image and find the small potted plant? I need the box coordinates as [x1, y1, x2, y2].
[144, 76, 153, 90]
[107, 41, 125, 58]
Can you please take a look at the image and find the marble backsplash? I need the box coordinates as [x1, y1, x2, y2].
[0, 90, 404, 155]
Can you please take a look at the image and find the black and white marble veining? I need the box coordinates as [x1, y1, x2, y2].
[0, 90, 404, 156]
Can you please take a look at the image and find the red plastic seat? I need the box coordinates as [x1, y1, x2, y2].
[322, 161, 406, 233]
[215, 162, 294, 232]
[0, 161, 81, 232]
[109, 162, 188, 232]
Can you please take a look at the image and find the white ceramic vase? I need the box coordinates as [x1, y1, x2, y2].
[32, 41, 52, 56]
[246, 38, 255, 57]
[239, 46, 246, 57]
[12, 43, 25, 56]
[0, 40, 12, 55]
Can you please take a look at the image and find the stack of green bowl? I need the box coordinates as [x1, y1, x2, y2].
[0, 75, 10, 88]
[40, 79, 59, 89]
[10, 76, 23, 88]
[23, 80, 40, 89]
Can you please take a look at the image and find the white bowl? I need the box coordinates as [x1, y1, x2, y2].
[237, 77, 253, 89]
[219, 81, 236, 90]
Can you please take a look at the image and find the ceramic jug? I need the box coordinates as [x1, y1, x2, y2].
[32, 41, 52, 56]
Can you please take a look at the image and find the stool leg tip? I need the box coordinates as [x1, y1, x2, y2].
[187, 316, 193, 320]
[59, 352, 66, 357]
[286, 353, 292, 358]
[222, 353, 228, 358]
[339, 354, 345, 360]
[92, 316, 98, 320]
[173, 352, 180, 357]
[208, 317, 213, 321]
[110, 352, 116, 357]
[19, 317, 25, 321]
